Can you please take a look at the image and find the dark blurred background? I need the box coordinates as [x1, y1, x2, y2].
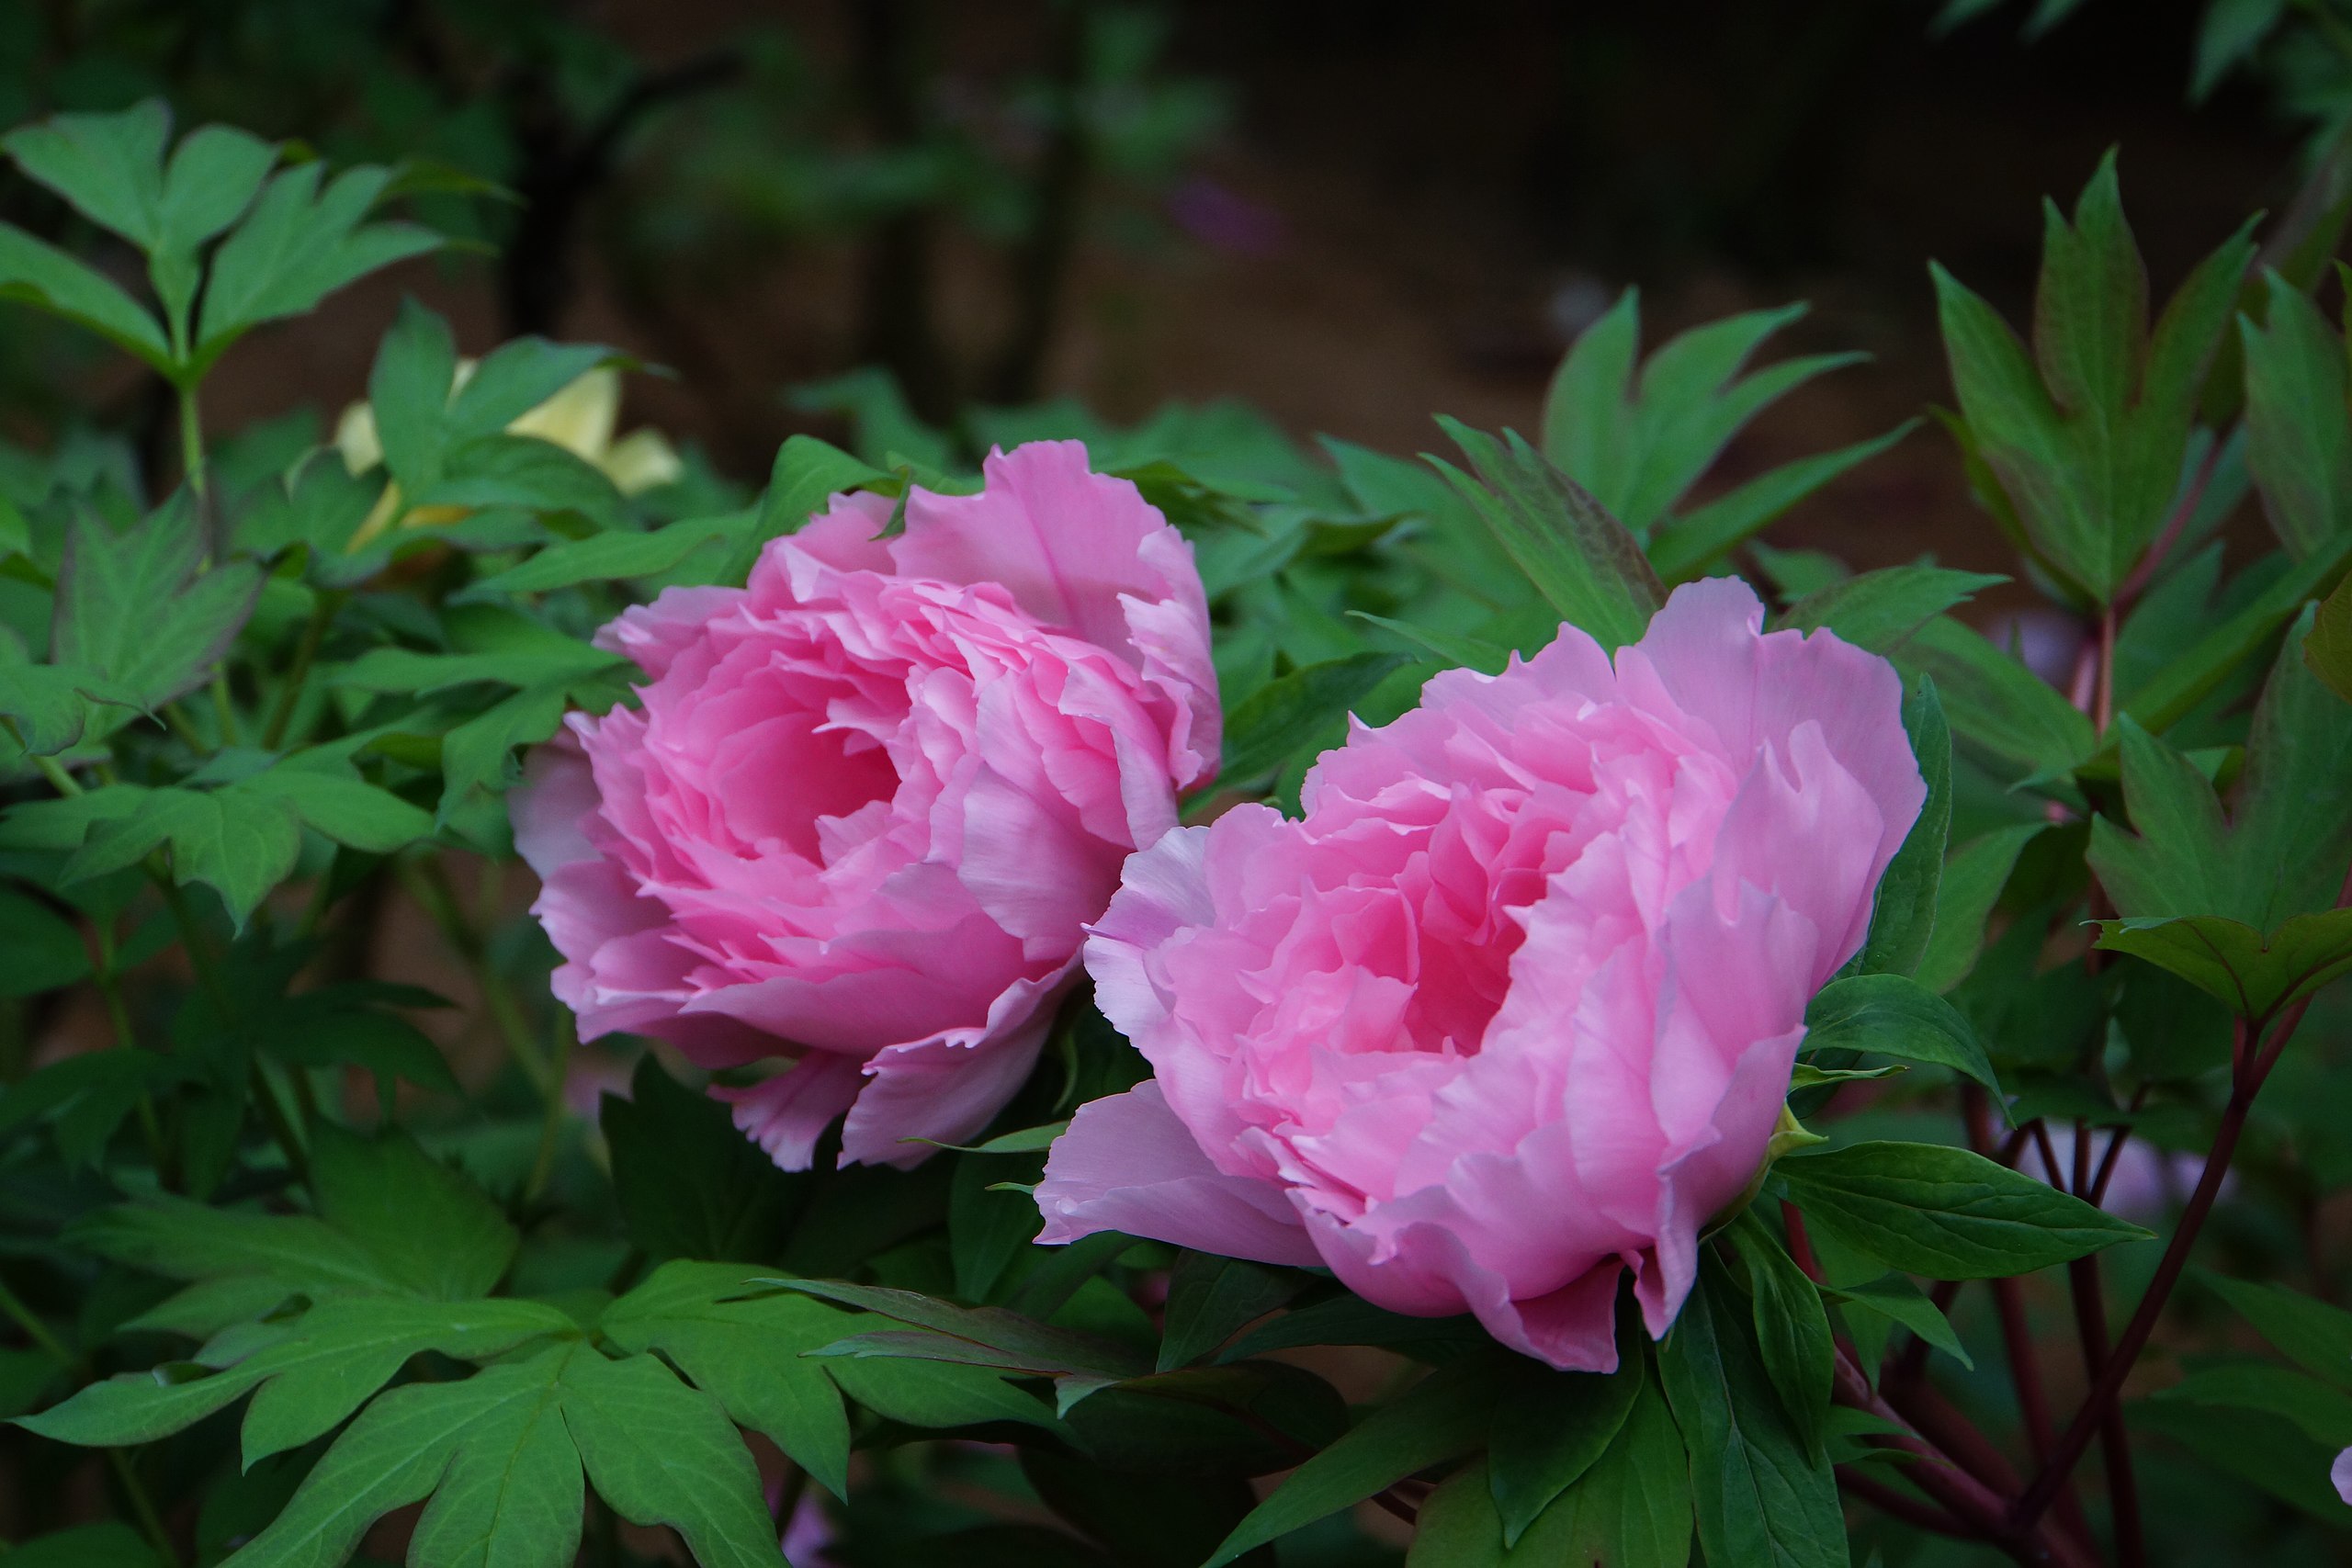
[0, 0, 2307, 582]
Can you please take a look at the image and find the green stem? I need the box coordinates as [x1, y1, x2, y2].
[523, 1009, 577, 1208]
[94, 922, 170, 1179]
[247, 1060, 311, 1189]
[260, 592, 339, 751]
[209, 671, 242, 750]
[177, 383, 206, 502]
[1, 716, 83, 795]
[160, 702, 211, 755]
[399, 856, 554, 1093]
[0, 1275, 74, 1368]
[108, 1447, 182, 1568]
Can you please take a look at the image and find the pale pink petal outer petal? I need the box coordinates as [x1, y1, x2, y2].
[1036, 1083, 1322, 1267]
[1057, 574, 1923, 1371]
[514, 444, 1216, 1175]
[838, 965, 1073, 1168]
[889, 441, 1220, 786]
[2334, 1447, 2352, 1506]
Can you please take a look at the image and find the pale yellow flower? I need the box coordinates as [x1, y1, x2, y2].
[340, 364, 684, 549]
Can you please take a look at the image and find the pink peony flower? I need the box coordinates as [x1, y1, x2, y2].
[1036, 579, 1921, 1370]
[2335, 1447, 2352, 1506]
[514, 441, 1217, 1169]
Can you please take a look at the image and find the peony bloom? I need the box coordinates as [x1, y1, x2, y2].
[514, 441, 1217, 1168]
[339, 365, 684, 547]
[1036, 579, 1920, 1370]
[2335, 1448, 2352, 1506]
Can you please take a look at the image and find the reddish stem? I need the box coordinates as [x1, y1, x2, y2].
[1838, 1469, 1969, 1536]
[2012, 1003, 2311, 1533]
[2115, 437, 2222, 611]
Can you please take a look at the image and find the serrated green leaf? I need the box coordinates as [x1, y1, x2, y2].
[1203, 1356, 1502, 1568]
[1657, 1265, 1845, 1568]
[52, 501, 262, 709]
[2241, 269, 2352, 557]
[0, 223, 171, 367]
[240, 762, 432, 853]
[1648, 423, 1916, 581]
[224, 1342, 582, 1568]
[1434, 420, 1660, 649]
[63, 784, 300, 929]
[559, 1350, 785, 1568]
[1781, 568, 2007, 655]
[74, 1198, 397, 1299]
[1776, 1140, 2149, 1280]
[602, 1259, 854, 1499]
[197, 163, 444, 365]
[1933, 157, 2256, 601]
[0, 885, 90, 997]
[1803, 973, 2002, 1097]
[5, 101, 170, 249]
[1891, 615, 2095, 782]
[2192, 0, 2289, 101]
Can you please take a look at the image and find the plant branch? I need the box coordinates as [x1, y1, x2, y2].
[2013, 1001, 2312, 1532]
[109, 1446, 182, 1568]
[260, 591, 340, 750]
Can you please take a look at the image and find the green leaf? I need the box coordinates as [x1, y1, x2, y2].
[602, 1260, 855, 1499]
[1859, 679, 1951, 977]
[73, 1198, 398, 1300]
[2120, 531, 2352, 735]
[52, 500, 263, 709]
[761, 434, 892, 539]
[239, 762, 433, 853]
[559, 1350, 786, 1568]
[0, 649, 143, 756]
[197, 163, 444, 366]
[456, 512, 746, 601]
[1780, 568, 2007, 655]
[223, 1342, 584, 1568]
[1932, 155, 2256, 600]
[601, 1055, 802, 1263]
[1775, 1141, 2149, 1280]
[63, 785, 300, 930]
[1157, 1254, 1304, 1372]
[2154, 1360, 2352, 1446]
[234, 1295, 579, 1466]
[1219, 1294, 1487, 1363]
[0, 886, 90, 997]
[1647, 423, 1915, 581]
[5, 101, 170, 249]
[784, 1280, 1148, 1393]
[310, 1124, 517, 1300]
[2193, 0, 2289, 100]
[149, 124, 278, 339]
[1218, 651, 1406, 789]
[1434, 420, 1661, 649]
[0, 1523, 161, 1568]
[1729, 1216, 1836, 1458]
[1802, 973, 2002, 1097]
[2130, 1399, 2346, 1523]
[2241, 269, 2352, 557]
[2092, 615, 2352, 1014]
[2200, 1271, 2352, 1392]
[1657, 1265, 1845, 1568]
[822, 1353, 1062, 1434]
[1486, 1350, 1645, 1548]
[0, 223, 171, 367]
[17, 1359, 265, 1447]
[1412, 1387, 1690, 1568]
[1539, 289, 1865, 537]
[1203, 1356, 1502, 1568]
[1891, 615, 2095, 783]
[2308, 571, 2352, 704]
[1914, 824, 2043, 993]
[1826, 1275, 1973, 1371]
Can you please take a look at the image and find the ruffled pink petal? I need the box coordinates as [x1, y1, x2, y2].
[1036, 1083, 1322, 1266]
[838, 965, 1073, 1168]
[717, 1054, 867, 1171]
